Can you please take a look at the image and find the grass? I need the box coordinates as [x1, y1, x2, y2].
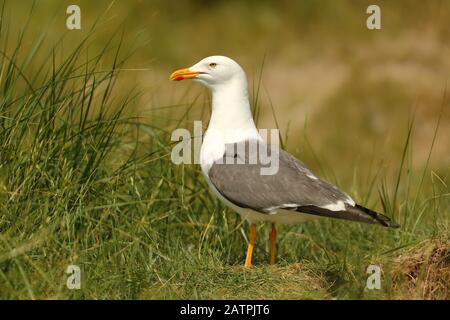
[0, 2, 449, 300]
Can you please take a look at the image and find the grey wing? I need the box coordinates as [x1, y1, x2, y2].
[208, 141, 399, 227]
[208, 143, 353, 211]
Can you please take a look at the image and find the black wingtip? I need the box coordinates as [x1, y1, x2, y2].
[354, 204, 400, 228]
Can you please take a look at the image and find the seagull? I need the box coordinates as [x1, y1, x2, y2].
[170, 55, 399, 268]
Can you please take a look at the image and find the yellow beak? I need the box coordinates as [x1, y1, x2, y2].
[170, 68, 203, 81]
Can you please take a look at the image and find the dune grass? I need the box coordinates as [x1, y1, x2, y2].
[0, 2, 449, 300]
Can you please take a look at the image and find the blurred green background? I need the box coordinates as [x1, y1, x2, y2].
[8, 0, 450, 178]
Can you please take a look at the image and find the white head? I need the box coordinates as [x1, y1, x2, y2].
[170, 55, 247, 91]
[170, 55, 259, 146]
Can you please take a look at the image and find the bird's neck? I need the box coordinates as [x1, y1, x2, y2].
[207, 81, 260, 143]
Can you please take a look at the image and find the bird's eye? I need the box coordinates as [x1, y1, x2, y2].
[209, 62, 217, 68]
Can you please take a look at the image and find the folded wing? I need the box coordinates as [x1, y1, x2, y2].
[208, 141, 399, 228]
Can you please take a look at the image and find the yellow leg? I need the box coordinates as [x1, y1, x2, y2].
[244, 224, 257, 268]
[270, 223, 277, 265]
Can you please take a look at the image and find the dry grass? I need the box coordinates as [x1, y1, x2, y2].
[392, 236, 450, 299]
